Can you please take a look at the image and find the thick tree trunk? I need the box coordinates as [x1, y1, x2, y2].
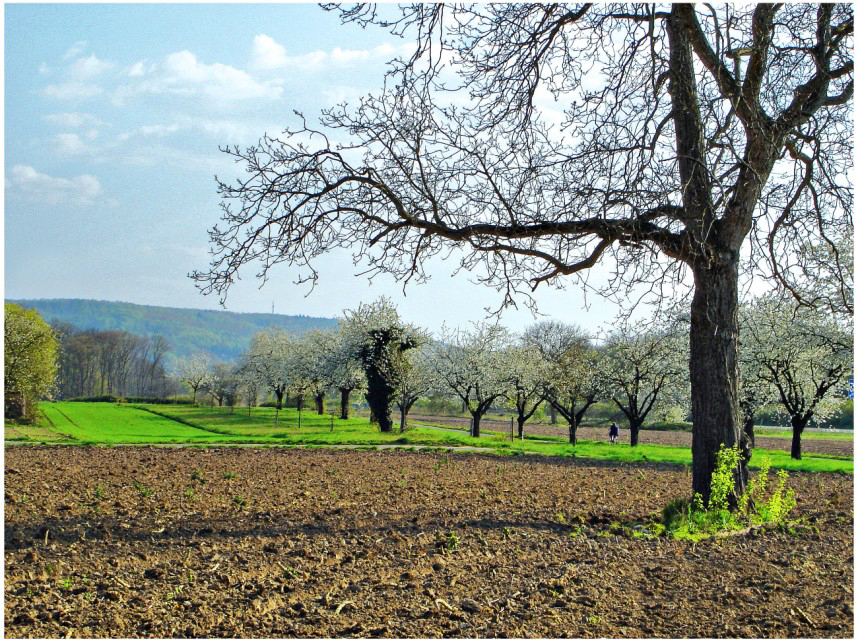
[790, 416, 807, 460]
[364, 364, 394, 432]
[273, 390, 284, 425]
[517, 416, 525, 440]
[568, 402, 580, 445]
[366, 377, 393, 432]
[690, 261, 747, 505]
[629, 421, 642, 447]
[743, 412, 756, 449]
[314, 393, 325, 415]
[471, 413, 481, 438]
[339, 388, 351, 419]
[376, 412, 393, 433]
[549, 403, 557, 425]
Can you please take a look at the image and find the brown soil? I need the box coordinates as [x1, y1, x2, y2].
[408, 414, 854, 457]
[4, 446, 853, 638]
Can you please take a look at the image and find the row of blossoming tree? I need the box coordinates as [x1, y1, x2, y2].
[177, 295, 850, 461]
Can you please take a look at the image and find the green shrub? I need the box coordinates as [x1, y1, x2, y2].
[664, 444, 797, 540]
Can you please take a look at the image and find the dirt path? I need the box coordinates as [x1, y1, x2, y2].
[5, 446, 853, 638]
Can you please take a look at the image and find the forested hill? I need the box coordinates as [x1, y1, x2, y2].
[9, 298, 339, 366]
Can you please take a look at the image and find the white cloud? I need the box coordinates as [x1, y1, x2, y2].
[43, 112, 104, 128]
[43, 81, 104, 100]
[126, 61, 152, 77]
[322, 85, 365, 106]
[6, 165, 107, 206]
[115, 50, 283, 104]
[55, 133, 90, 154]
[69, 54, 115, 81]
[63, 41, 88, 61]
[251, 34, 289, 70]
[193, 118, 256, 140]
[250, 34, 413, 72]
[139, 123, 181, 136]
[42, 50, 114, 100]
[163, 50, 283, 101]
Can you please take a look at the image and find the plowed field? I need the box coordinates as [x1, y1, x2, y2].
[4, 446, 853, 638]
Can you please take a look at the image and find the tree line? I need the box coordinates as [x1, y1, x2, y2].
[176, 295, 851, 462]
[50, 323, 173, 400]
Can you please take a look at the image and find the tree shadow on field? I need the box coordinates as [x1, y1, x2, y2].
[420, 448, 690, 474]
[5, 503, 630, 553]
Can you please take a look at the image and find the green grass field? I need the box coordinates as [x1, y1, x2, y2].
[754, 427, 854, 441]
[5, 402, 852, 474]
[37, 403, 258, 444]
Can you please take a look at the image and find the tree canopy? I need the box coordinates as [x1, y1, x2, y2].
[5, 304, 59, 422]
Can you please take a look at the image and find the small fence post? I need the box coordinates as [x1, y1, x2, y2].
[331, 415, 334, 432]
[510, 417, 514, 441]
[469, 418, 473, 437]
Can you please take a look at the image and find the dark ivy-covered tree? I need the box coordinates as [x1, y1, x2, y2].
[193, 4, 853, 504]
[341, 298, 423, 433]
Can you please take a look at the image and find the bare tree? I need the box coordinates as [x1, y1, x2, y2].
[193, 5, 853, 503]
[52, 323, 171, 400]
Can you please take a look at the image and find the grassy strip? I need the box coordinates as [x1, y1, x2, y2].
[132, 405, 239, 437]
[143, 405, 852, 474]
[38, 402, 261, 444]
[753, 429, 854, 441]
[13, 403, 852, 475]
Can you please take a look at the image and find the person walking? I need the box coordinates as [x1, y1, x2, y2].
[609, 422, 619, 444]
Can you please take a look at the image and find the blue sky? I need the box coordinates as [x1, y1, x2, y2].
[5, 2, 625, 334]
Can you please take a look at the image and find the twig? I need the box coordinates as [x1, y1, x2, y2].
[334, 600, 354, 615]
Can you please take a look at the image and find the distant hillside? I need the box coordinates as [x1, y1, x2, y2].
[9, 298, 339, 367]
